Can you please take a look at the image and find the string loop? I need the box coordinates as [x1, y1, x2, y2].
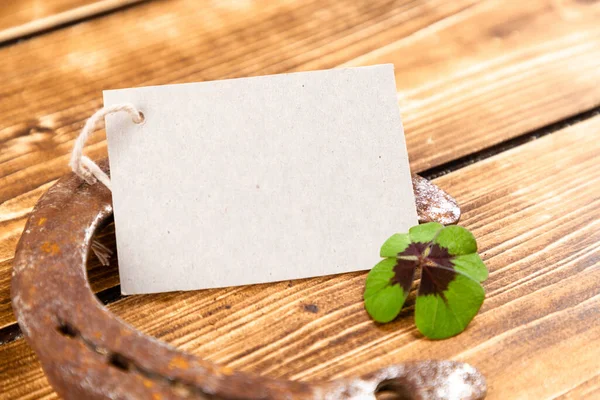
[69, 104, 144, 190]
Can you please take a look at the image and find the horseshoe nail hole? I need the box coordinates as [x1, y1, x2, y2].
[108, 353, 132, 372]
[57, 322, 79, 338]
[375, 380, 414, 400]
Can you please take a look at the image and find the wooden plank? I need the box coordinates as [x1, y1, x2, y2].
[1, 0, 600, 330]
[0, 0, 145, 44]
[343, 0, 600, 171]
[3, 0, 600, 201]
[0, 0, 479, 197]
[0, 0, 481, 329]
[2, 113, 599, 399]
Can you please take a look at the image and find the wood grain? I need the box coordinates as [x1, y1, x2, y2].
[2, 0, 600, 330]
[0, 0, 484, 329]
[2, 114, 599, 400]
[1, 0, 600, 398]
[0, 0, 479, 196]
[0, 0, 145, 44]
[556, 375, 600, 399]
[347, 0, 600, 171]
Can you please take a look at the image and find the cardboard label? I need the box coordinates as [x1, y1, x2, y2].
[104, 64, 417, 294]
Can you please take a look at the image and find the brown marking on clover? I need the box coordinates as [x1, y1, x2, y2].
[392, 241, 456, 300]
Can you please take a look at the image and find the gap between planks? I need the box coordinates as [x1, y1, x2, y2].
[0, 0, 148, 45]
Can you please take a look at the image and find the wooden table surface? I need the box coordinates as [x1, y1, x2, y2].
[1, 0, 599, 398]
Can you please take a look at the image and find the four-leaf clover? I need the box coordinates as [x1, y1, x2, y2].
[363, 222, 488, 339]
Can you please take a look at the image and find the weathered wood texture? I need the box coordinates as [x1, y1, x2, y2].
[2, 114, 599, 399]
[0, 0, 145, 43]
[2, 0, 600, 329]
[1, 0, 600, 398]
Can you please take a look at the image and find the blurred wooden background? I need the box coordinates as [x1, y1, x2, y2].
[1, 0, 599, 398]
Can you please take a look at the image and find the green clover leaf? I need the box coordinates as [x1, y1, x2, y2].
[363, 222, 488, 339]
[364, 258, 411, 323]
[380, 233, 410, 257]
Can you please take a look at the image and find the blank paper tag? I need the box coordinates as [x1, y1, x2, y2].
[104, 64, 417, 295]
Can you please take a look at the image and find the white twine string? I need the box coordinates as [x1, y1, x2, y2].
[70, 103, 143, 265]
[69, 103, 144, 190]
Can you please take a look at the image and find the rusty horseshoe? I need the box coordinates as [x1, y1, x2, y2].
[11, 160, 485, 399]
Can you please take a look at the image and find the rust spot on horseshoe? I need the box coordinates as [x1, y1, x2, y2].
[40, 241, 60, 255]
[169, 356, 190, 370]
[11, 159, 478, 399]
